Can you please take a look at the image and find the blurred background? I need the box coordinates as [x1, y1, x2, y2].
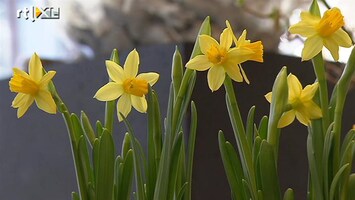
[1, 0, 355, 199]
[1, 0, 355, 79]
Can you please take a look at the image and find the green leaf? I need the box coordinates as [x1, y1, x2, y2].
[77, 136, 94, 199]
[116, 150, 134, 200]
[121, 115, 147, 200]
[309, 0, 321, 16]
[224, 76, 256, 199]
[348, 174, 355, 200]
[322, 123, 334, 199]
[172, 46, 184, 99]
[267, 66, 288, 158]
[307, 133, 323, 200]
[96, 121, 103, 137]
[72, 192, 80, 200]
[258, 140, 281, 200]
[152, 90, 163, 167]
[283, 188, 294, 200]
[147, 87, 159, 200]
[339, 140, 355, 200]
[218, 131, 247, 199]
[81, 111, 96, 148]
[332, 47, 355, 175]
[71, 113, 85, 147]
[93, 138, 100, 184]
[177, 182, 188, 200]
[185, 101, 198, 200]
[121, 133, 131, 159]
[246, 106, 256, 147]
[189, 16, 211, 59]
[167, 132, 184, 200]
[96, 130, 115, 200]
[173, 70, 196, 140]
[330, 164, 349, 200]
[258, 116, 268, 140]
[154, 84, 175, 200]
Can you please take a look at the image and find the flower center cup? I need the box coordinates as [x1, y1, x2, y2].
[9, 74, 39, 95]
[316, 8, 344, 37]
[207, 45, 227, 65]
[123, 78, 148, 97]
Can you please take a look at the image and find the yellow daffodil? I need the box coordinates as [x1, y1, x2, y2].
[94, 49, 159, 121]
[9, 53, 57, 118]
[185, 27, 253, 91]
[226, 20, 264, 84]
[289, 7, 352, 61]
[265, 74, 322, 127]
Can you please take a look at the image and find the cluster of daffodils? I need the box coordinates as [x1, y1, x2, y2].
[9, 1, 355, 200]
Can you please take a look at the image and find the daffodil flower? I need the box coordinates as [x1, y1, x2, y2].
[289, 7, 352, 61]
[9, 53, 57, 118]
[265, 74, 322, 127]
[94, 49, 159, 121]
[185, 28, 253, 91]
[226, 20, 264, 84]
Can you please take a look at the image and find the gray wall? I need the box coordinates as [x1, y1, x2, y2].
[1, 44, 354, 199]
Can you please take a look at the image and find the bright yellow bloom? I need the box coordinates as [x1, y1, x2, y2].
[94, 49, 159, 121]
[289, 7, 352, 61]
[185, 27, 253, 91]
[226, 20, 264, 84]
[265, 74, 322, 128]
[9, 53, 57, 118]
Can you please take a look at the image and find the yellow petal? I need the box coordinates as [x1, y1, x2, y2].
[35, 90, 57, 114]
[324, 37, 340, 61]
[136, 72, 159, 86]
[131, 95, 147, 113]
[332, 29, 352, 48]
[289, 13, 318, 37]
[207, 66, 225, 92]
[265, 92, 272, 103]
[300, 11, 320, 22]
[185, 55, 211, 71]
[12, 93, 27, 108]
[13, 68, 31, 79]
[117, 93, 132, 121]
[304, 101, 322, 119]
[199, 35, 219, 55]
[287, 74, 302, 101]
[220, 28, 233, 50]
[39, 71, 56, 87]
[301, 83, 318, 101]
[124, 49, 139, 78]
[224, 62, 242, 82]
[302, 36, 323, 61]
[277, 110, 296, 128]
[295, 111, 310, 126]
[225, 20, 238, 44]
[17, 96, 34, 118]
[239, 64, 250, 84]
[227, 48, 254, 65]
[94, 82, 123, 101]
[106, 60, 125, 83]
[29, 53, 43, 82]
[236, 30, 248, 48]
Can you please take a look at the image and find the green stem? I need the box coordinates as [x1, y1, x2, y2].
[333, 47, 355, 172]
[224, 76, 257, 199]
[312, 53, 329, 135]
[49, 83, 88, 199]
